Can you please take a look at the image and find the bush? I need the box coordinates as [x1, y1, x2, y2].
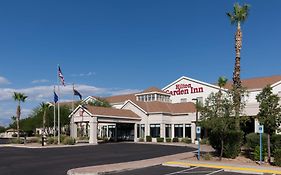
[200, 138, 209, 145]
[47, 137, 55, 144]
[166, 138, 171, 142]
[9, 138, 23, 144]
[62, 137, 75, 145]
[271, 134, 281, 152]
[253, 145, 267, 161]
[209, 130, 243, 159]
[181, 138, 191, 144]
[203, 153, 212, 160]
[28, 137, 40, 143]
[245, 132, 267, 150]
[157, 137, 164, 142]
[138, 138, 144, 142]
[172, 137, 179, 142]
[274, 149, 281, 167]
[146, 136, 152, 142]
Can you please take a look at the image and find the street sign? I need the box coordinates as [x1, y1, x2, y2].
[259, 125, 264, 134]
[196, 126, 201, 134]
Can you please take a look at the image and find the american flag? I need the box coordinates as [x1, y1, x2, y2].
[58, 66, 65, 86]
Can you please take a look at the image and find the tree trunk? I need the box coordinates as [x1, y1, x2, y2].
[267, 132, 271, 164]
[220, 139, 224, 160]
[16, 104, 20, 141]
[233, 22, 242, 130]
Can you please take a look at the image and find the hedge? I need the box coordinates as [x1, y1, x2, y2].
[157, 137, 164, 142]
[146, 136, 152, 142]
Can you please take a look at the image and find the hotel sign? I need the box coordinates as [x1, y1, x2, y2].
[165, 83, 204, 96]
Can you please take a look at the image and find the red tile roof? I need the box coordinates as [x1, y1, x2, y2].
[133, 101, 196, 114]
[224, 75, 281, 90]
[104, 93, 137, 104]
[85, 105, 140, 119]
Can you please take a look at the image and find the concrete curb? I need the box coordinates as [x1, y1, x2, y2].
[163, 161, 281, 175]
[0, 143, 93, 149]
[67, 152, 195, 175]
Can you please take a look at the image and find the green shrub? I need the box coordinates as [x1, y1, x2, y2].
[62, 137, 76, 145]
[209, 130, 243, 159]
[203, 153, 212, 160]
[28, 137, 40, 143]
[253, 145, 267, 161]
[166, 138, 171, 142]
[200, 138, 209, 145]
[9, 138, 23, 144]
[138, 138, 144, 142]
[60, 135, 67, 143]
[274, 149, 281, 166]
[271, 134, 281, 152]
[47, 137, 55, 144]
[172, 137, 179, 142]
[157, 137, 164, 142]
[181, 138, 191, 144]
[146, 136, 152, 142]
[245, 132, 267, 150]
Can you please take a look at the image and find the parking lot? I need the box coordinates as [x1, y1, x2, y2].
[0, 143, 195, 175]
[105, 165, 262, 175]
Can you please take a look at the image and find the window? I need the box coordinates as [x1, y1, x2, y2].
[185, 124, 191, 138]
[150, 124, 160, 138]
[174, 124, 183, 138]
[180, 98, 187, 103]
[137, 124, 145, 138]
[165, 124, 171, 138]
[197, 97, 203, 105]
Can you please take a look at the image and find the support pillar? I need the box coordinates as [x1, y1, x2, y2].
[134, 123, 138, 142]
[183, 124, 186, 138]
[70, 117, 77, 138]
[89, 117, 98, 144]
[114, 124, 117, 142]
[160, 123, 165, 139]
[171, 124, 175, 138]
[191, 123, 196, 143]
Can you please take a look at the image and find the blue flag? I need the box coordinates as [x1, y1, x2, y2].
[54, 91, 58, 103]
[73, 89, 82, 100]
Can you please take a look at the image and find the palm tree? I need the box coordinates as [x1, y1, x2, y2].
[227, 3, 250, 129]
[218, 76, 228, 90]
[40, 102, 50, 146]
[13, 92, 28, 141]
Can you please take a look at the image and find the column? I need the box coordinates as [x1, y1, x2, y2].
[183, 124, 186, 138]
[160, 123, 165, 138]
[134, 123, 138, 142]
[191, 123, 196, 143]
[114, 125, 117, 142]
[70, 117, 77, 138]
[89, 117, 98, 144]
[106, 125, 109, 138]
[171, 124, 175, 138]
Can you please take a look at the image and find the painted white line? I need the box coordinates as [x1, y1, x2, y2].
[164, 166, 199, 175]
[206, 169, 224, 175]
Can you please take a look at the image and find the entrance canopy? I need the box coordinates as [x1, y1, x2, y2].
[69, 105, 141, 144]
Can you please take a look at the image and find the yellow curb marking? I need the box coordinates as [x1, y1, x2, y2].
[164, 161, 281, 174]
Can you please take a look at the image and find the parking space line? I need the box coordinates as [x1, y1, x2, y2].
[206, 169, 224, 175]
[164, 166, 199, 175]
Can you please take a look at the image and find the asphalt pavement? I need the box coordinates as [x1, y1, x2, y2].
[105, 165, 261, 175]
[0, 143, 195, 175]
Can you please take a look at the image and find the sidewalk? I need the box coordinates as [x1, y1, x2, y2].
[0, 143, 92, 149]
[163, 159, 281, 174]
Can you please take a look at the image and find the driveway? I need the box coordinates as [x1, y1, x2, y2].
[0, 143, 196, 175]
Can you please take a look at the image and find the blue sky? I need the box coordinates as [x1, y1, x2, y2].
[0, 0, 281, 126]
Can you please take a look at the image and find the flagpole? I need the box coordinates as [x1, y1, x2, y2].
[53, 86, 56, 138]
[57, 65, 61, 144]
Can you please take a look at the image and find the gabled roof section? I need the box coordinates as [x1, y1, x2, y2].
[136, 87, 170, 96]
[123, 100, 196, 115]
[105, 93, 138, 104]
[86, 105, 140, 119]
[162, 76, 222, 91]
[224, 75, 281, 90]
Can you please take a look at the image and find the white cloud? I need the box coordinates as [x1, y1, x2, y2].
[71, 72, 96, 77]
[0, 84, 141, 126]
[31, 79, 49, 84]
[0, 76, 10, 85]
